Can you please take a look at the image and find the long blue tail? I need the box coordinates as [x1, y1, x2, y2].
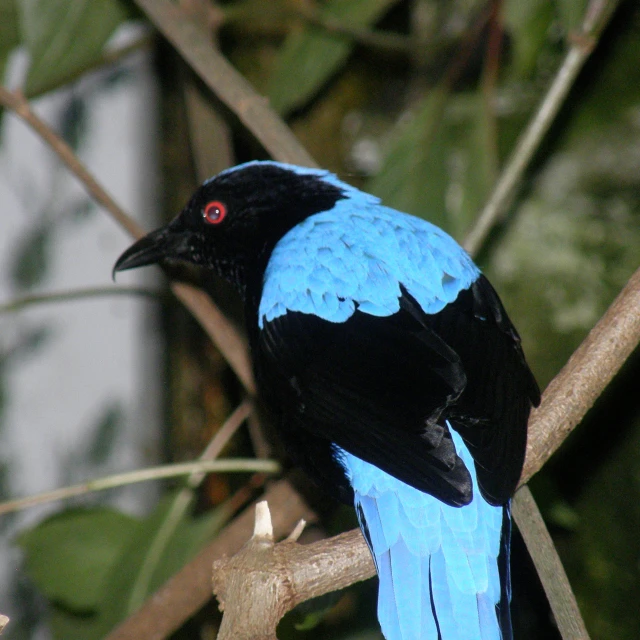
[339, 430, 509, 640]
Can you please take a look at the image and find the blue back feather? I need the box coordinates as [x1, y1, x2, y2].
[258, 171, 479, 327]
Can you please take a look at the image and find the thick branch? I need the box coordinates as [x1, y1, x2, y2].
[132, 0, 315, 167]
[212, 505, 373, 640]
[1, 1, 634, 635]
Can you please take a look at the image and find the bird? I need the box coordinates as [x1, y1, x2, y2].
[114, 160, 540, 640]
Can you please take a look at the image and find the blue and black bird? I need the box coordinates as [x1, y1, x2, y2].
[114, 161, 540, 640]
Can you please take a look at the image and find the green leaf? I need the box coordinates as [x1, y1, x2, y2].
[10, 224, 51, 290]
[365, 90, 450, 230]
[557, 0, 588, 32]
[366, 89, 496, 240]
[18, 507, 139, 612]
[86, 403, 123, 465]
[91, 492, 230, 636]
[268, 0, 398, 115]
[503, 0, 557, 78]
[0, 0, 20, 82]
[18, 0, 132, 96]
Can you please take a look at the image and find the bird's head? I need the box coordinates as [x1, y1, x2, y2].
[113, 161, 347, 292]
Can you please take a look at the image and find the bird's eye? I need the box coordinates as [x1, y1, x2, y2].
[203, 201, 227, 225]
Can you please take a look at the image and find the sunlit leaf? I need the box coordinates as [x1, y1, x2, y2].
[268, 0, 399, 115]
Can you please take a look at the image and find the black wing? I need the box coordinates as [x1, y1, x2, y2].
[404, 276, 540, 504]
[253, 274, 539, 507]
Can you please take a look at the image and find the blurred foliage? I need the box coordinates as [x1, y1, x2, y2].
[2, 0, 640, 638]
[17, 0, 135, 96]
[18, 493, 231, 640]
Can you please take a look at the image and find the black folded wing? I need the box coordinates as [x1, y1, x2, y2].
[253, 274, 539, 507]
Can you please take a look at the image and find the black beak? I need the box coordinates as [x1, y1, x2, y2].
[112, 224, 192, 279]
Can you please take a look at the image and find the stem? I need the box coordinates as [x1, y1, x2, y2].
[125, 400, 252, 612]
[0, 458, 279, 516]
[0, 87, 144, 239]
[513, 487, 590, 640]
[463, 0, 621, 256]
[0, 85, 256, 394]
[0, 286, 159, 314]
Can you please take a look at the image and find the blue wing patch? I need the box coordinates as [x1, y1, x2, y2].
[258, 178, 479, 327]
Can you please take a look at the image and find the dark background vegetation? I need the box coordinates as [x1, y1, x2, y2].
[1, 0, 639, 638]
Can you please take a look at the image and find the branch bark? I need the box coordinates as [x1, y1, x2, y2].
[132, 0, 315, 167]
[212, 503, 372, 640]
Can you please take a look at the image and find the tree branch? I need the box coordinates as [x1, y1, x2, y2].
[132, 0, 316, 167]
[212, 502, 372, 640]
[512, 487, 589, 640]
[0, 85, 256, 394]
[2, 1, 635, 635]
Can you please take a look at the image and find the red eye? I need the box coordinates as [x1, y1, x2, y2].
[203, 201, 227, 224]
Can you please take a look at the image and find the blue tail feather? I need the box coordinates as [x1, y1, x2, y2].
[341, 429, 508, 640]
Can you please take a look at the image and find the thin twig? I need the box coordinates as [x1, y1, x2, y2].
[512, 487, 590, 640]
[0, 286, 160, 314]
[463, 0, 621, 256]
[104, 480, 317, 640]
[0, 458, 279, 516]
[0, 87, 143, 238]
[295, 4, 413, 55]
[0, 85, 256, 394]
[125, 399, 252, 613]
[3, 3, 633, 634]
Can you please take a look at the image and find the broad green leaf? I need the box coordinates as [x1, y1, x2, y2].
[503, 0, 557, 78]
[557, 0, 588, 33]
[0, 0, 20, 81]
[269, 0, 399, 115]
[18, 507, 139, 612]
[365, 90, 451, 231]
[10, 224, 51, 290]
[90, 492, 230, 636]
[18, 0, 132, 96]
